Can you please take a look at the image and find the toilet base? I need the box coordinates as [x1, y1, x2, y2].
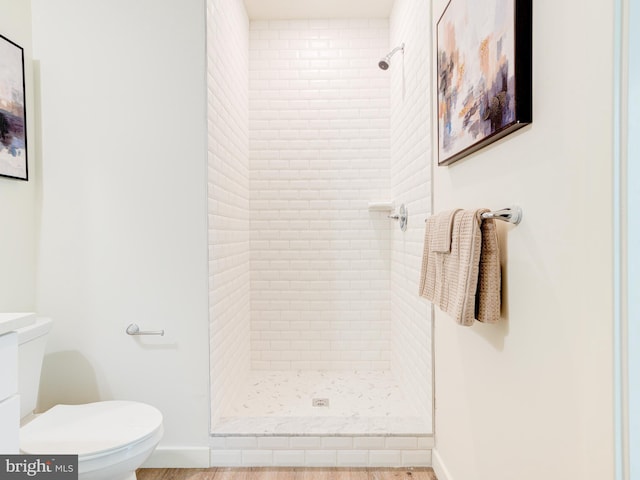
[76, 424, 163, 480]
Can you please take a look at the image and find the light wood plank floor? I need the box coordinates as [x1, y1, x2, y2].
[136, 468, 437, 480]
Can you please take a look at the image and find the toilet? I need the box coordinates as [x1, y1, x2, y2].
[16, 317, 163, 480]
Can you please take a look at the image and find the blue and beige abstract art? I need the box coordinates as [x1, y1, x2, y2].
[0, 35, 27, 180]
[437, 0, 531, 165]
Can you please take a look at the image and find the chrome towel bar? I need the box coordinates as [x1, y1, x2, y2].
[425, 206, 522, 225]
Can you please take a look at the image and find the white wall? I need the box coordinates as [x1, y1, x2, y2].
[32, 0, 210, 465]
[431, 0, 615, 479]
[389, 0, 433, 421]
[248, 19, 392, 370]
[207, 0, 251, 428]
[0, 0, 36, 312]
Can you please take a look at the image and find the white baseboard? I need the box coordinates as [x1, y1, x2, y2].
[142, 446, 210, 468]
[432, 449, 453, 480]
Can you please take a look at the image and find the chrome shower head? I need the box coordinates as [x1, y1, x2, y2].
[378, 43, 404, 70]
[378, 59, 390, 70]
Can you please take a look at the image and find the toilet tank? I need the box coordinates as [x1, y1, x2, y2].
[16, 317, 53, 419]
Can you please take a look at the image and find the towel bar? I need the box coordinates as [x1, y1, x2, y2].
[425, 206, 522, 225]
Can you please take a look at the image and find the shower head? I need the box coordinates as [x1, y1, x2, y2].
[378, 43, 405, 70]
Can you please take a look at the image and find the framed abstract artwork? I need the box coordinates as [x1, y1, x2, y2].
[436, 0, 532, 166]
[0, 34, 28, 180]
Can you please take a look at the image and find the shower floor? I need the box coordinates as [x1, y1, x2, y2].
[212, 371, 431, 436]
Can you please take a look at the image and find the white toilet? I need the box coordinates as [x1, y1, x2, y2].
[16, 317, 163, 480]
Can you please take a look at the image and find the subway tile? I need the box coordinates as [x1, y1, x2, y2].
[225, 437, 258, 449]
[289, 437, 322, 449]
[336, 450, 370, 467]
[367, 450, 402, 467]
[321, 437, 353, 449]
[241, 450, 274, 466]
[384, 437, 418, 449]
[257, 437, 290, 449]
[209, 437, 226, 449]
[417, 437, 435, 449]
[304, 450, 337, 467]
[210, 449, 242, 467]
[353, 437, 385, 449]
[208, 0, 252, 433]
[273, 450, 306, 466]
[401, 450, 432, 467]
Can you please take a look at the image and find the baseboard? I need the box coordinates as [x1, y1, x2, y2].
[142, 446, 210, 468]
[432, 449, 453, 480]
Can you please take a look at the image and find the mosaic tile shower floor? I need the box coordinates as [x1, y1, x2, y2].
[212, 371, 431, 436]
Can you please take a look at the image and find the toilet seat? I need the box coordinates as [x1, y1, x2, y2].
[20, 401, 163, 458]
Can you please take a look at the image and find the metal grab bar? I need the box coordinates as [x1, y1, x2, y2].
[425, 206, 522, 225]
[126, 323, 165, 336]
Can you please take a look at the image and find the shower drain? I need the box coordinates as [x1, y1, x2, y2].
[312, 398, 330, 407]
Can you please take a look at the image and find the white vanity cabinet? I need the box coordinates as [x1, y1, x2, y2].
[0, 331, 19, 453]
[0, 313, 37, 454]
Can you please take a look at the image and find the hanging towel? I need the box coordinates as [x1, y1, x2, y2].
[430, 209, 461, 253]
[419, 209, 501, 325]
[476, 215, 501, 323]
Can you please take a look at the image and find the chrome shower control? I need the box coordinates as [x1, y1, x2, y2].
[388, 204, 408, 232]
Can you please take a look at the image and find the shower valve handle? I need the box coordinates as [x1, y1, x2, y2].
[388, 204, 408, 232]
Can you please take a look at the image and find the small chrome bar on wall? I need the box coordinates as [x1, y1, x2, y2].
[126, 323, 165, 336]
[425, 206, 523, 225]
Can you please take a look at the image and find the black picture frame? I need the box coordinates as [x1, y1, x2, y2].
[436, 0, 532, 166]
[0, 33, 28, 181]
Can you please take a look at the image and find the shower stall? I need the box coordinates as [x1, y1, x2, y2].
[207, 0, 433, 465]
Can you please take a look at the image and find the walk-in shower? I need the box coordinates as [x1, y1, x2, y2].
[207, 0, 433, 466]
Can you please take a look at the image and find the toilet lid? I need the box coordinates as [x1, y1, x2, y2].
[21, 401, 163, 456]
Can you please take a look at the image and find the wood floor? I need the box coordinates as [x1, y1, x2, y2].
[136, 468, 437, 480]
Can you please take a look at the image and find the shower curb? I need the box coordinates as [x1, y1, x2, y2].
[209, 434, 434, 467]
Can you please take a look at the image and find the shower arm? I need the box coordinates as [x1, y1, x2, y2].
[387, 43, 405, 59]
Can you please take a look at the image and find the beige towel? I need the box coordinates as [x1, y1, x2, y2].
[419, 209, 501, 325]
[476, 215, 501, 323]
[430, 209, 461, 253]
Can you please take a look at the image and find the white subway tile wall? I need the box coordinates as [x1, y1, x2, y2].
[207, 0, 251, 427]
[248, 19, 393, 370]
[389, 0, 433, 420]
